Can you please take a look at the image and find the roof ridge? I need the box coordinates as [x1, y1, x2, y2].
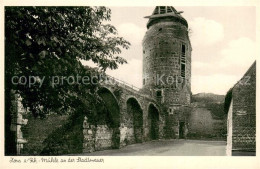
[233, 60, 256, 88]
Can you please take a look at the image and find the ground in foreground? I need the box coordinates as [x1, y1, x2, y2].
[75, 139, 227, 156]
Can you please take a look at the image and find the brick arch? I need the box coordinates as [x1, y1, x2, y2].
[97, 87, 120, 125]
[96, 87, 120, 149]
[125, 95, 143, 109]
[98, 86, 119, 101]
[126, 97, 143, 143]
[147, 102, 160, 113]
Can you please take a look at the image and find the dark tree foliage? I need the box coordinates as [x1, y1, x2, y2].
[5, 6, 130, 155]
[224, 88, 233, 114]
[5, 6, 130, 116]
[207, 103, 225, 119]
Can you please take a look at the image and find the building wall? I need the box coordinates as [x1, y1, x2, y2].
[94, 125, 113, 151]
[226, 62, 256, 155]
[226, 100, 233, 156]
[231, 62, 256, 153]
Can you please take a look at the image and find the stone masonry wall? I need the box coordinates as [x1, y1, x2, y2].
[142, 21, 191, 107]
[19, 78, 164, 155]
[231, 62, 256, 152]
[95, 125, 113, 150]
[226, 100, 233, 156]
[142, 14, 192, 139]
[82, 84, 164, 153]
[102, 84, 164, 144]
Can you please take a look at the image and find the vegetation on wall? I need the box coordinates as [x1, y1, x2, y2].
[40, 108, 86, 155]
[192, 93, 225, 104]
[192, 93, 226, 119]
[21, 114, 68, 155]
[189, 93, 227, 140]
[207, 103, 225, 120]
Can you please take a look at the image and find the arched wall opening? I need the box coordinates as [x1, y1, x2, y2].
[96, 87, 120, 149]
[148, 104, 159, 140]
[126, 98, 143, 143]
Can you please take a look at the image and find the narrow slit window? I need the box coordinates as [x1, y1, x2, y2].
[181, 44, 186, 78]
[182, 44, 186, 54]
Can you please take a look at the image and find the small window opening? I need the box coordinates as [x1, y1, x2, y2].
[181, 44, 186, 78]
[156, 90, 162, 97]
[182, 44, 185, 53]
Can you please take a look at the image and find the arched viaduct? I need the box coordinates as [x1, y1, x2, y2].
[83, 75, 165, 152]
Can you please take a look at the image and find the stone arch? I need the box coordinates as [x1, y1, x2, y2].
[126, 97, 143, 143]
[148, 103, 160, 140]
[96, 87, 120, 149]
[125, 95, 143, 108]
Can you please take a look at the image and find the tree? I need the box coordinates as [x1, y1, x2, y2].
[5, 6, 130, 155]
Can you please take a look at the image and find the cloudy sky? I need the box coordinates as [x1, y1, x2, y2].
[83, 6, 256, 95]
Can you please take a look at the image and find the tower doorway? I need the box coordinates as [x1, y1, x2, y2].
[179, 122, 185, 139]
[148, 104, 159, 140]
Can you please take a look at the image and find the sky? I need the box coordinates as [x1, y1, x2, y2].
[82, 6, 256, 95]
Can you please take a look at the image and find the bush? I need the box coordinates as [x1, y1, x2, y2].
[40, 109, 86, 155]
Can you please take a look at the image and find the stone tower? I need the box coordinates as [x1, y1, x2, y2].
[142, 6, 192, 138]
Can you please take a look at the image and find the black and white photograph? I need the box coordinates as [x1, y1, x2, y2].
[1, 0, 259, 169]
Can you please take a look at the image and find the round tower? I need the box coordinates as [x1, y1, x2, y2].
[142, 6, 192, 138]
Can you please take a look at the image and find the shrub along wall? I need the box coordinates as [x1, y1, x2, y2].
[21, 114, 68, 155]
[40, 109, 86, 155]
[187, 107, 226, 140]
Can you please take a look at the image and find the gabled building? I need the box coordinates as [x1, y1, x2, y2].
[225, 61, 256, 156]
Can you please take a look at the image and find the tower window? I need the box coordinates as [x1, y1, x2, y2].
[156, 90, 162, 97]
[169, 107, 174, 115]
[143, 78, 145, 85]
[181, 44, 186, 78]
[181, 64, 185, 74]
[182, 44, 186, 54]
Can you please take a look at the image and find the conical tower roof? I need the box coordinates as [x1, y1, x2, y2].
[145, 6, 188, 28]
